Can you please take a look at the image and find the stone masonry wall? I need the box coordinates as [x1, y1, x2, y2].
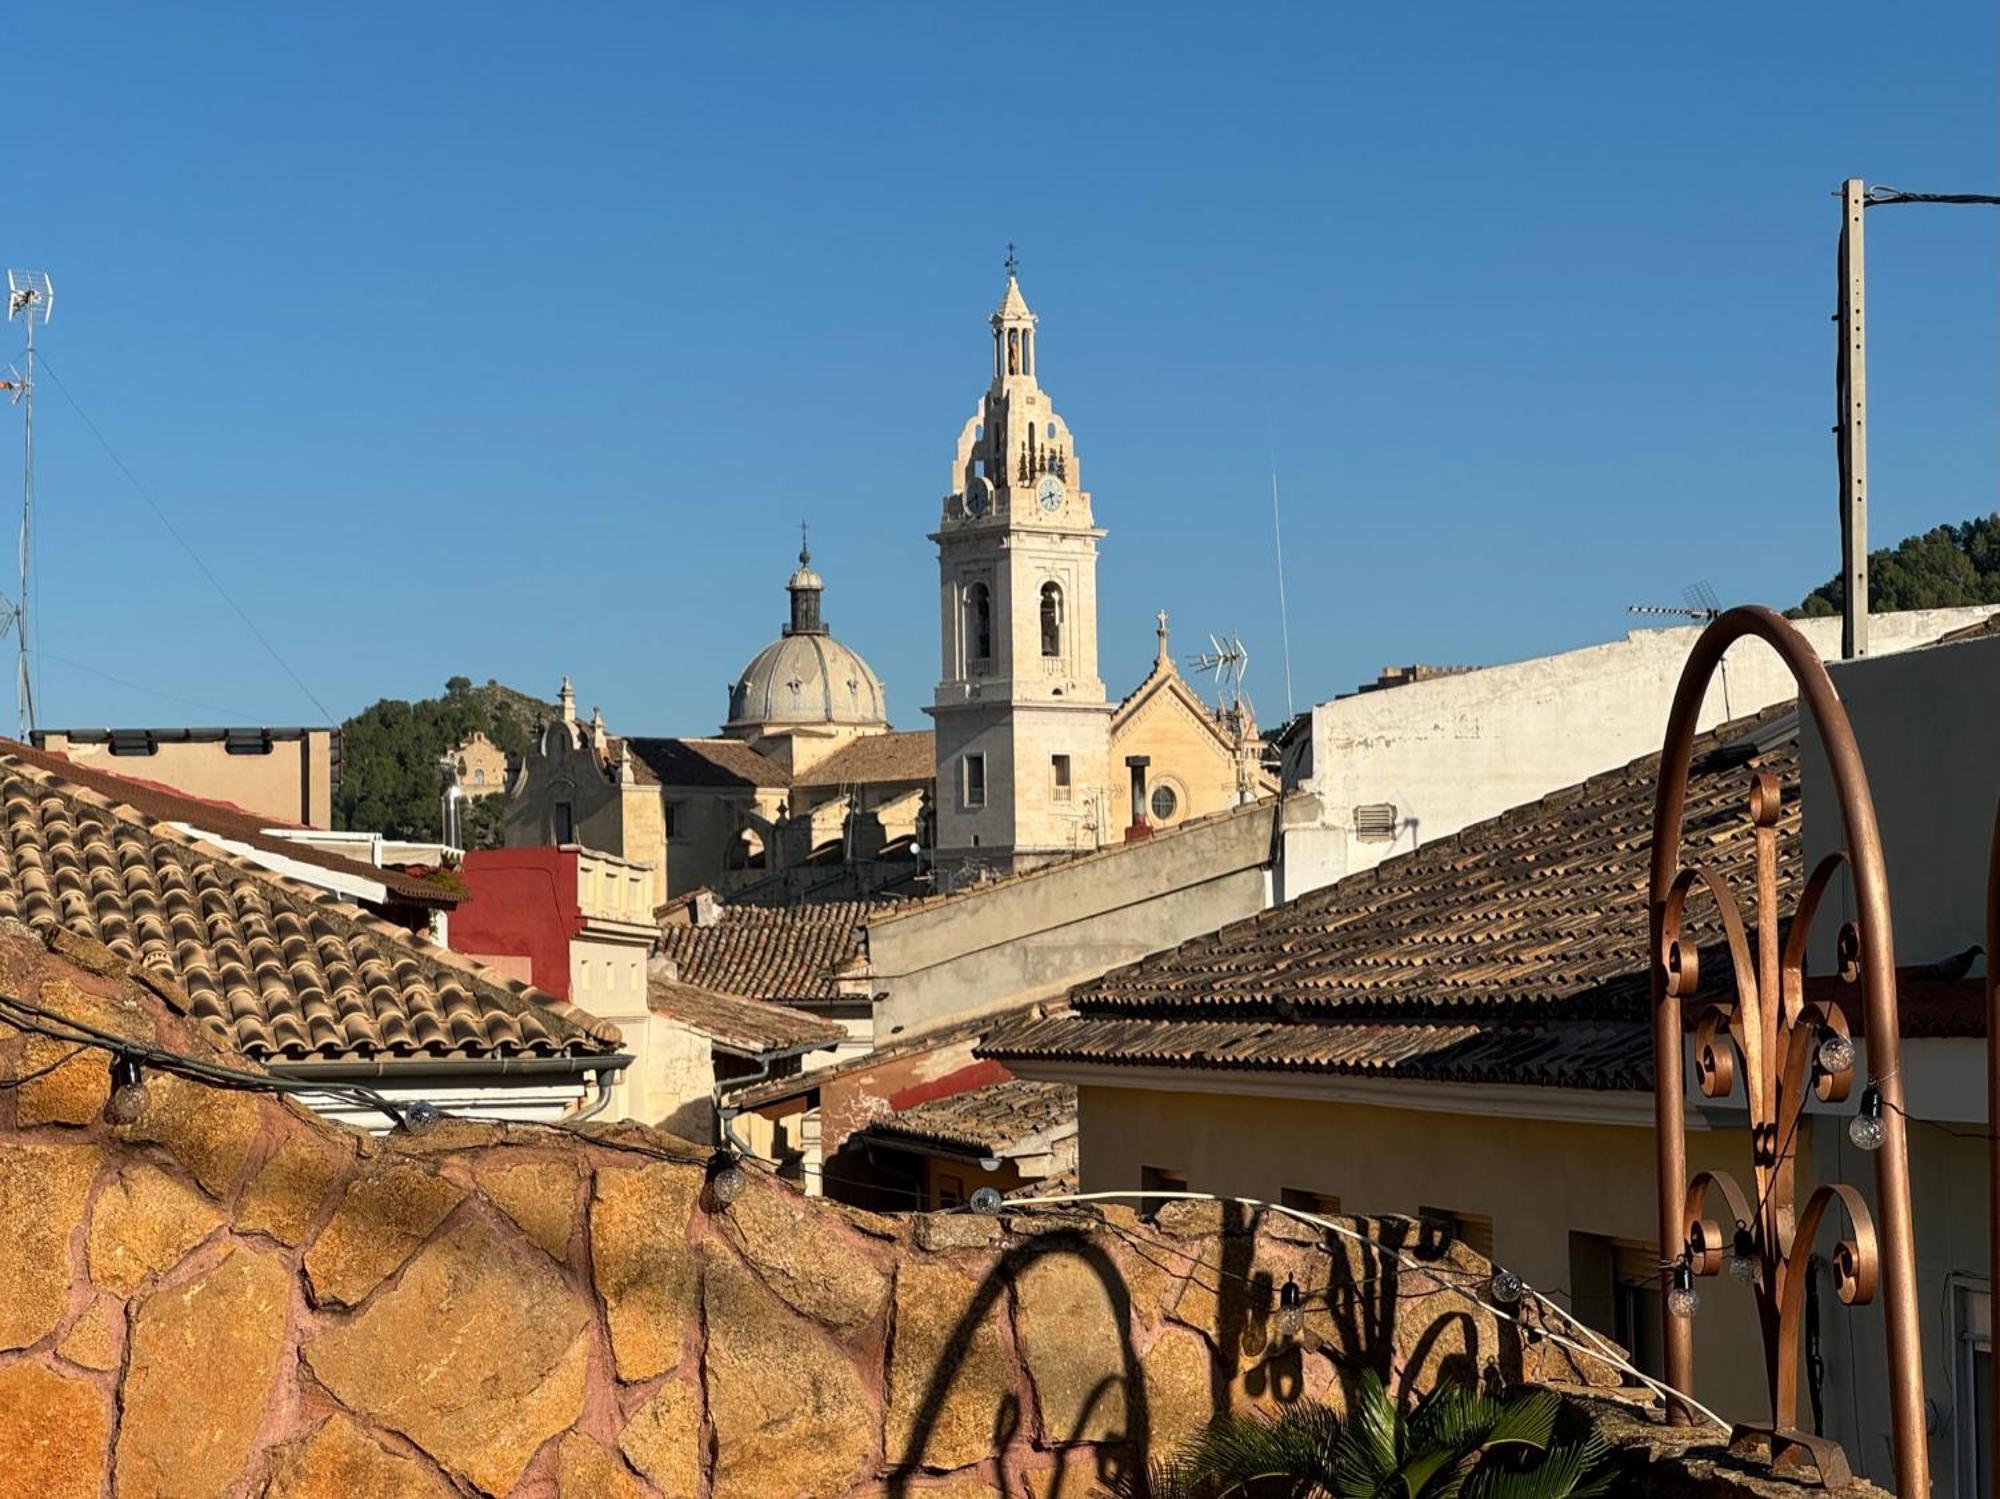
[0, 924, 1863, 1498]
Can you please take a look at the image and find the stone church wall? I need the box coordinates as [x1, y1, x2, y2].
[0, 925, 1871, 1498]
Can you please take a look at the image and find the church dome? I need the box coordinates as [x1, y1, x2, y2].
[725, 542, 889, 731]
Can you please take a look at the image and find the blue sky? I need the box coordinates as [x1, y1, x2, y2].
[8, 3, 1995, 734]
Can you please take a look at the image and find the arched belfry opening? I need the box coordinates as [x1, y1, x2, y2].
[1040, 582, 1064, 658]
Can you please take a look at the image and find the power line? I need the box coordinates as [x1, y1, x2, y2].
[38, 649, 258, 722]
[1860, 187, 2000, 208]
[30, 355, 339, 725]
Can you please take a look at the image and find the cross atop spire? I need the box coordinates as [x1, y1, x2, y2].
[1004, 242, 1019, 278]
[799, 518, 811, 566]
[1156, 610, 1171, 664]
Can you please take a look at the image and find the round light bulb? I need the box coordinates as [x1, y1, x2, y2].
[400, 1100, 442, 1134]
[1274, 1275, 1305, 1340]
[104, 1078, 149, 1125]
[707, 1151, 746, 1206]
[1849, 1084, 1886, 1152]
[969, 1186, 1004, 1214]
[1816, 1032, 1855, 1077]
[1488, 1268, 1524, 1306]
[1667, 1281, 1702, 1319]
[1723, 1226, 1757, 1283]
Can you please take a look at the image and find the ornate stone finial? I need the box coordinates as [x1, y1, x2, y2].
[1156, 610, 1171, 664]
[800, 518, 811, 567]
[558, 675, 576, 724]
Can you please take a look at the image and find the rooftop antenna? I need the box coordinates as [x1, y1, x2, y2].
[1626, 581, 1731, 718]
[4, 270, 51, 738]
[1187, 631, 1250, 715]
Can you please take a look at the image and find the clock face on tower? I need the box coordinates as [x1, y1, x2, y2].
[963, 477, 990, 517]
[1035, 474, 1064, 514]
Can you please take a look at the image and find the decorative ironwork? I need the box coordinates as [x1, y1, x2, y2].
[1649, 607, 1926, 1495]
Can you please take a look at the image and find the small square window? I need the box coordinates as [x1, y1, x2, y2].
[1051, 754, 1072, 801]
[963, 754, 986, 809]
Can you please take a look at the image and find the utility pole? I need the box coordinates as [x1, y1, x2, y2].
[1836, 178, 1868, 660]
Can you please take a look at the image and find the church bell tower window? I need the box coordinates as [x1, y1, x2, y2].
[966, 582, 992, 665]
[1040, 582, 1064, 658]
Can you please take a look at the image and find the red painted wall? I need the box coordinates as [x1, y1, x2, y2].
[450, 848, 582, 998]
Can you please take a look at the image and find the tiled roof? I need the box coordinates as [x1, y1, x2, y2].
[654, 899, 883, 999]
[0, 752, 621, 1064]
[619, 737, 790, 790]
[792, 730, 935, 788]
[982, 705, 1802, 1092]
[647, 978, 845, 1055]
[0, 740, 463, 908]
[862, 1079, 1075, 1157]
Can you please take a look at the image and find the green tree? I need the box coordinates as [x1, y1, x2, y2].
[334, 679, 555, 844]
[1152, 1371, 1613, 1499]
[1794, 514, 2000, 617]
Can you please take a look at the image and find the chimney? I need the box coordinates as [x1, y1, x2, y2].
[1125, 755, 1153, 842]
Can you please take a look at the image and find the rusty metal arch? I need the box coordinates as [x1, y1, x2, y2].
[1648, 606, 1925, 1495]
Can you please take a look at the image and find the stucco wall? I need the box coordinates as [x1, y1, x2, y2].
[863, 796, 1289, 1041]
[1069, 1082, 1784, 1428]
[0, 923, 1643, 1499]
[39, 730, 336, 831]
[1295, 608, 1994, 891]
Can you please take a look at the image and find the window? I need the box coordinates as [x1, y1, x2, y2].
[1354, 803, 1399, 842]
[1281, 1187, 1342, 1216]
[1141, 1165, 1188, 1219]
[934, 1172, 966, 1211]
[1150, 783, 1179, 822]
[1419, 1206, 1494, 1261]
[1957, 1283, 1991, 1499]
[472, 768, 486, 786]
[966, 582, 992, 664]
[664, 803, 679, 840]
[553, 801, 574, 843]
[1040, 582, 1064, 657]
[1569, 1232, 1665, 1381]
[1052, 754, 1072, 801]
[963, 754, 986, 809]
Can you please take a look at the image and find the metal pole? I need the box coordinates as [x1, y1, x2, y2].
[1837, 178, 1869, 661]
[17, 312, 33, 737]
[1987, 799, 2000, 1498]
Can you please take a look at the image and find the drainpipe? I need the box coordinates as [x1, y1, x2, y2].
[1124, 755, 1152, 842]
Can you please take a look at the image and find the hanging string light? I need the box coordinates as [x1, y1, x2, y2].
[104, 1054, 148, 1124]
[398, 1100, 442, 1134]
[1666, 1260, 1701, 1320]
[1815, 1027, 1855, 1077]
[1488, 1268, 1524, 1306]
[1849, 1083, 1886, 1151]
[1723, 1224, 1758, 1284]
[1274, 1274, 1305, 1341]
[705, 1148, 746, 1206]
[969, 1186, 1004, 1214]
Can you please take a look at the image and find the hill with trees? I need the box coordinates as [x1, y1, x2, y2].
[1794, 514, 2000, 617]
[333, 678, 557, 847]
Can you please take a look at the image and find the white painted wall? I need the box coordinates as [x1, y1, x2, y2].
[1286, 608, 1993, 893]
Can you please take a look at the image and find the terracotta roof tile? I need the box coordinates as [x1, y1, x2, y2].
[647, 978, 845, 1054]
[0, 739, 462, 908]
[0, 751, 619, 1065]
[861, 1079, 1075, 1156]
[981, 704, 1801, 1091]
[654, 899, 887, 999]
[792, 730, 934, 788]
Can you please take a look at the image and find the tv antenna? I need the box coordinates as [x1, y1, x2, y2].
[1188, 631, 1250, 714]
[3, 270, 51, 738]
[1626, 580, 1723, 624]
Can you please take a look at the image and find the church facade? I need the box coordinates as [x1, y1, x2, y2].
[500, 265, 1274, 899]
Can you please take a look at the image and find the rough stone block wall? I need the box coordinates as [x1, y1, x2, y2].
[0, 926, 1881, 1497]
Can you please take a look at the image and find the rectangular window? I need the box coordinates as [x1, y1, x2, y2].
[663, 803, 678, 840]
[1141, 1165, 1188, 1219]
[1281, 1187, 1342, 1217]
[1052, 754, 1072, 801]
[1568, 1232, 1665, 1381]
[1419, 1206, 1494, 1261]
[963, 754, 986, 809]
[934, 1172, 966, 1211]
[553, 801, 574, 843]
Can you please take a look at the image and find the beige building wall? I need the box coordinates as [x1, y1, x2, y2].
[452, 732, 510, 796]
[1070, 1081, 1777, 1426]
[1109, 624, 1277, 831]
[36, 727, 336, 829]
[861, 794, 1291, 1040]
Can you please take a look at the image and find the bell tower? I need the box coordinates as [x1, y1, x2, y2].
[927, 255, 1113, 879]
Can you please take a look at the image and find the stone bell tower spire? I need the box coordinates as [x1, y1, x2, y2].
[927, 254, 1112, 882]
